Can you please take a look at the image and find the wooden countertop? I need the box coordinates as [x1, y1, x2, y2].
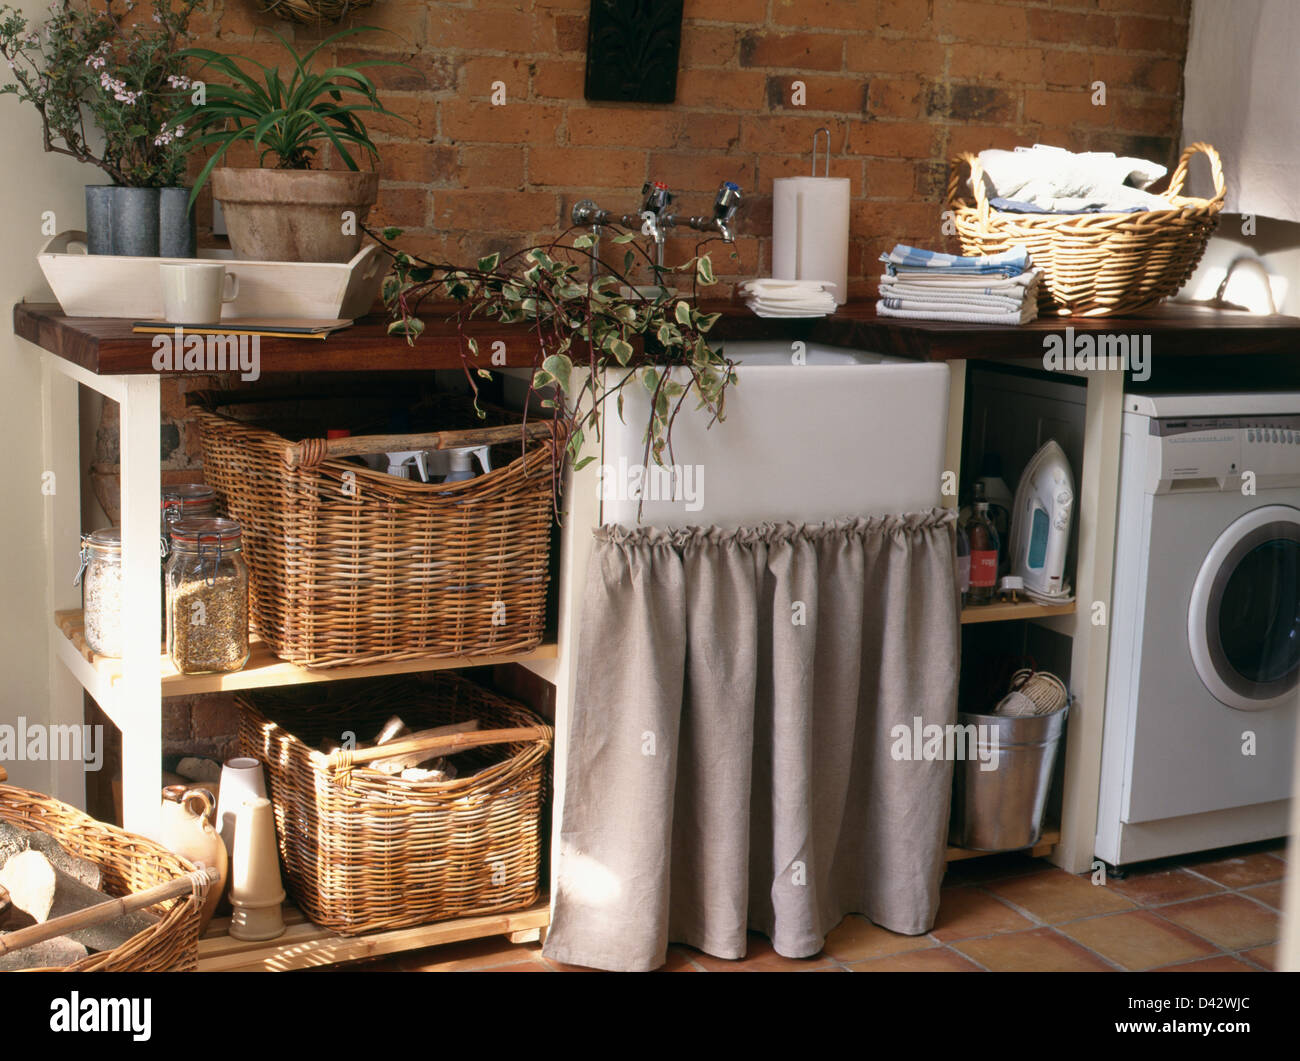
[15, 299, 1300, 375]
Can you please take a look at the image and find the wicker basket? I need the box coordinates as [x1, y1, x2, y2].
[238, 674, 552, 935]
[257, 0, 373, 24]
[190, 387, 558, 669]
[945, 142, 1226, 317]
[0, 782, 208, 970]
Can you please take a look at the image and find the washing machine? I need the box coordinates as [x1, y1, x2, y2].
[1096, 392, 1299, 866]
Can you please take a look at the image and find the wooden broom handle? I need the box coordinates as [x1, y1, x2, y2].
[328, 725, 552, 768]
[0, 866, 218, 958]
[285, 421, 558, 469]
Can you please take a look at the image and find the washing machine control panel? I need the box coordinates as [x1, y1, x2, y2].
[1145, 414, 1300, 492]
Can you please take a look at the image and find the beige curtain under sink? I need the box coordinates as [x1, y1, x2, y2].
[544, 512, 960, 972]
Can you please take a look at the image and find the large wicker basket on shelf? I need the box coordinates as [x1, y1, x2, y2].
[189, 386, 558, 669]
[238, 674, 552, 936]
[945, 141, 1226, 316]
[0, 782, 208, 971]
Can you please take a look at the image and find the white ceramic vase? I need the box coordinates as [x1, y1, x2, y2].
[215, 756, 267, 858]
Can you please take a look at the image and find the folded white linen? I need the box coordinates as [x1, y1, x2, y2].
[876, 301, 1038, 325]
[975, 145, 1169, 212]
[879, 289, 1027, 311]
[746, 300, 833, 318]
[881, 269, 1041, 291]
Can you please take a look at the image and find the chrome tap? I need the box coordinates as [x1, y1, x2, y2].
[662, 181, 745, 244]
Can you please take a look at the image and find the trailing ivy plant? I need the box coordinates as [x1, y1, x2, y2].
[368, 224, 738, 502]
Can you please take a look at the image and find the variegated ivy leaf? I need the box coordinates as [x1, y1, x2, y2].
[611, 338, 634, 365]
[697, 256, 717, 285]
[674, 300, 692, 326]
[478, 252, 500, 272]
[542, 354, 573, 394]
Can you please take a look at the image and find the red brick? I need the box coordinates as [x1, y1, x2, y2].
[739, 31, 844, 71]
[336, 48, 455, 93]
[766, 75, 869, 114]
[945, 123, 1026, 158]
[772, 0, 875, 30]
[431, 8, 546, 53]
[935, 0, 1029, 42]
[532, 59, 585, 100]
[441, 100, 563, 143]
[338, 0, 429, 45]
[868, 78, 930, 120]
[530, 145, 646, 188]
[365, 92, 436, 139]
[458, 56, 530, 99]
[877, 0, 933, 34]
[847, 38, 945, 77]
[854, 200, 946, 242]
[1115, 14, 1187, 53]
[1108, 94, 1180, 133]
[372, 186, 432, 229]
[949, 45, 1045, 84]
[1024, 88, 1112, 128]
[740, 114, 852, 154]
[676, 68, 767, 110]
[688, 0, 768, 21]
[1027, 10, 1117, 46]
[458, 145, 526, 189]
[675, 113, 742, 150]
[433, 190, 560, 233]
[378, 142, 458, 184]
[567, 108, 681, 148]
[848, 120, 938, 160]
[865, 159, 917, 199]
[1091, 54, 1182, 95]
[646, 152, 756, 194]
[1044, 49, 1094, 89]
[1099, 0, 1189, 17]
[553, 13, 588, 52]
[681, 26, 738, 67]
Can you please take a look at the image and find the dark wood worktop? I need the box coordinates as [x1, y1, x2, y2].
[15, 299, 1300, 375]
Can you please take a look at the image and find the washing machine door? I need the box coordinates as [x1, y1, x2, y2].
[1188, 504, 1300, 711]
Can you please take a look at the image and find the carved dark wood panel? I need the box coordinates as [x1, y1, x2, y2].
[584, 0, 684, 104]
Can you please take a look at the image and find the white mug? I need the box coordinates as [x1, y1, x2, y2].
[159, 262, 239, 324]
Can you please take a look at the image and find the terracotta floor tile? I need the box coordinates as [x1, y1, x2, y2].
[1240, 881, 1286, 911]
[1157, 894, 1279, 951]
[1241, 944, 1277, 970]
[822, 914, 935, 961]
[480, 961, 553, 972]
[1106, 867, 1224, 906]
[1058, 910, 1216, 971]
[1154, 955, 1260, 972]
[849, 947, 982, 972]
[984, 868, 1135, 923]
[953, 928, 1114, 972]
[541, 957, 604, 972]
[400, 937, 544, 971]
[658, 947, 701, 972]
[930, 887, 1034, 941]
[1190, 851, 1287, 889]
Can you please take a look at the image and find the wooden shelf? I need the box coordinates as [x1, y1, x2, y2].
[945, 829, 1061, 863]
[53, 609, 558, 697]
[960, 599, 1075, 625]
[198, 899, 549, 971]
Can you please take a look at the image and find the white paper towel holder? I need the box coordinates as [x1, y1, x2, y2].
[812, 127, 831, 177]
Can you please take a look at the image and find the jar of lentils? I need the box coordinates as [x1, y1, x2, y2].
[77, 528, 123, 657]
[166, 518, 250, 675]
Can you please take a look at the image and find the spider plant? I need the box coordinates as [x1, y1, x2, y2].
[176, 26, 407, 209]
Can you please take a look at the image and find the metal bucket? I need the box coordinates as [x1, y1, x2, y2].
[949, 704, 1069, 852]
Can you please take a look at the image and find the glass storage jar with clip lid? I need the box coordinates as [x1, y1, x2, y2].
[76, 528, 123, 657]
[166, 518, 250, 675]
[160, 484, 218, 625]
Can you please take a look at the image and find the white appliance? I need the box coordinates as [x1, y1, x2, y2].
[601, 341, 950, 529]
[1097, 392, 1300, 865]
[1008, 440, 1074, 602]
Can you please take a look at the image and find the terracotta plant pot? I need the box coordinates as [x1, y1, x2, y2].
[210, 168, 380, 263]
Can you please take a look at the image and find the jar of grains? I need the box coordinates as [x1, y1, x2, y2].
[160, 485, 219, 627]
[166, 518, 250, 675]
[77, 528, 123, 657]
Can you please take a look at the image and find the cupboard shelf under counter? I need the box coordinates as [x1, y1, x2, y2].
[17, 298, 1300, 969]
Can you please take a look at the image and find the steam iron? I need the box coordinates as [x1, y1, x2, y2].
[1009, 440, 1074, 603]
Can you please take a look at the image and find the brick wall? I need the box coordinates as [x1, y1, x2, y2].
[186, 0, 1193, 299]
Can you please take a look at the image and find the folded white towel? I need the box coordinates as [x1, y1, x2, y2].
[880, 269, 1041, 292]
[876, 301, 1039, 325]
[742, 278, 837, 318]
[976, 145, 1169, 212]
[880, 289, 1028, 311]
[746, 300, 833, 318]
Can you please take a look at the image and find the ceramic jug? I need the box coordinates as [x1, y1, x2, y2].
[159, 784, 228, 932]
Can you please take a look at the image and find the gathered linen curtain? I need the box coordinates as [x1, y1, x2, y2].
[543, 512, 960, 972]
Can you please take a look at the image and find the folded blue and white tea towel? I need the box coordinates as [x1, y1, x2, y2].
[880, 243, 1030, 277]
[876, 243, 1041, 325]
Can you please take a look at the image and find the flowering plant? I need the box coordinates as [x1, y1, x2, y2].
[0, 0, 201, 187]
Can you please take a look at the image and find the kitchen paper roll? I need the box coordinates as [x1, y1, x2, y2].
[772, 176, 851, 305]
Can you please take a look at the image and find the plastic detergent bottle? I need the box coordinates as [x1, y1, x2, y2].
[444, 446, 492, 482]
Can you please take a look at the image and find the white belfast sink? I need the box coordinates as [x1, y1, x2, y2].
[599, 340, 950, 529]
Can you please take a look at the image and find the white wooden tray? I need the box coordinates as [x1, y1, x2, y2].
[38, 230, 389, 321]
